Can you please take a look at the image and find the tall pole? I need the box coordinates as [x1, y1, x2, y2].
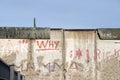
[34, 18, 37, 28]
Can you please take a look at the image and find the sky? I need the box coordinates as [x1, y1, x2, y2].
[0, 0, 120, 29]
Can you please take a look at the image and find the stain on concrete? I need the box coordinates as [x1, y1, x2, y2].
[2, 52, 16, 65]
[97, 55, 120, 80]
[37, 56, 44, 67]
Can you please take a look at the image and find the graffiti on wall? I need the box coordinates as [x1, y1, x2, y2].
[1, 39, 120, 80]
[0, 39, 61, 78]
[0, 40, 28, 55]
[68, 48, 120, 63]
[15, 58, 63, 73]
[0, 39, 60, 56]
[36, 40, 60, 51]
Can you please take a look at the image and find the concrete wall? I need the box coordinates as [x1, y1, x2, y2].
[96, 36, 120, 80]
[64, 30, 96, 80]
[0, 29, 120, 80]
[0, 29, 63, 80]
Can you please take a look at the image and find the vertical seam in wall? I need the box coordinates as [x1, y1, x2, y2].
[94, 30, 97, 80]
[62, 29, 66, 80]
[27, 39, 35, 79]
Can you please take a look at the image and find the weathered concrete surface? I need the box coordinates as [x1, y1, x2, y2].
[64, 30, 96, 80]
[98, 28, 120, 40]
[0, 29, 63, 80]
[96, 40, 120, 80]
[0, 29, 120, 80]
[0, 27, 50, 39]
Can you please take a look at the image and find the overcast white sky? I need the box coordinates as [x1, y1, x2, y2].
[0, 0, 120, 29]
